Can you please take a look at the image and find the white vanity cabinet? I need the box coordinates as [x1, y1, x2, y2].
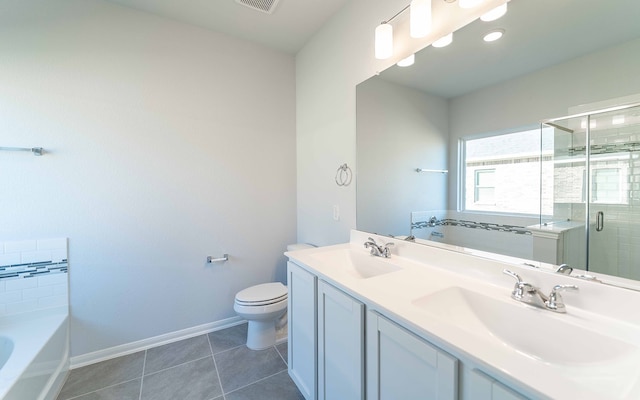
[287, 258, 528, 400]
[287, 261, 365, 400]
[287, 261, 317, 400]
[317, 280, 365, 400]
[468, 369, 528, 400]
[366, 311, 458, 400]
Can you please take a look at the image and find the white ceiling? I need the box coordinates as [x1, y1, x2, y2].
[103, 0, 351, 53]
[101, 0, 640, 89]
[378, 0, 640, 98]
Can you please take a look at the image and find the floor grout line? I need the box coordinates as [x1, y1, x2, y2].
[223, 368, 289, 397]
[212, 342, 246, 356]
[142, 353, 214, 377]
[275, 343, 287, 365]
[62, 377, 142, 400]
[207, 332, 226, 400]
[138, 349, 147, 400]
[56, 325, 299, 400]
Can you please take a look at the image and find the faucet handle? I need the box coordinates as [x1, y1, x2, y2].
[545, 284, 579, 313]
[381, 242, 394, 258]
[503, 269, 523, 284]
[503, 269, 535, 300]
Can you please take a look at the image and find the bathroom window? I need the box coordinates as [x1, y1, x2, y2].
[474, 169, 495, 204]
[461, 128, 553, 215]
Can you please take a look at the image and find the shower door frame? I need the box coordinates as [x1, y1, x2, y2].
[541, 101, 640, 274]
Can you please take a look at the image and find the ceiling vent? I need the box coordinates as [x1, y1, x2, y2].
[234, 0, 281, 14]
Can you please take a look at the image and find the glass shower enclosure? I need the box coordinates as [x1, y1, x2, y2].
[541, 103, 640, 280]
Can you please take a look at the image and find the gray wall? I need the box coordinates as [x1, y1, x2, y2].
[295, 0, 504, 246]
[356, 78, 448, 236]
[0, 0, 296, 357]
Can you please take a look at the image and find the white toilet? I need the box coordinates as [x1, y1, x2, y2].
[234, 243, 314, 350]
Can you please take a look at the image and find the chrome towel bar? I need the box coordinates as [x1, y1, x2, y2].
[207, 254, 229, 263]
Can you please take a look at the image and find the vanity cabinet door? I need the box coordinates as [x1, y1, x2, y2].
[317, 280, 365, 400]
[366, 311, 458, 400]
[470, 369, 528, 400]
[287, 261, 317, 400]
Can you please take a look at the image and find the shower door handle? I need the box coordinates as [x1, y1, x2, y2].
[596, 211, 604, 232]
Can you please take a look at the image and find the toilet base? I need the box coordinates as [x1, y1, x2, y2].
[246, 320, 276, 350]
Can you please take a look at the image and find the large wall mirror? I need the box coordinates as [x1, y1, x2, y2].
[356, 0, 640, 283]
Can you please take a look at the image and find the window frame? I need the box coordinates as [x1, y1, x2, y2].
[473, 168, 496, 205]
[458, 125, 546, 217]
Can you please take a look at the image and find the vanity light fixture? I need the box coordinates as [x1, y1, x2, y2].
[410, 0, 432, 38]
[458, 0, 484, 9]
[432, 32, 453, 47]
[480, 2, 507, 21]
[375, 22, 394, 59]
[483, 28, 504, 42]
[374, 0, 435, 59]
[397, 54, 416, 67]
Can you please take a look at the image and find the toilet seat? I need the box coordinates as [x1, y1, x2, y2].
[235, 282, 287, 306]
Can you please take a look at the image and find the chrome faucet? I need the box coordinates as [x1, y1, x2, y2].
[503, 269, 578, 313]
[503, 269, 548, 308]
[364, 237, 394, 258]
[556, 264, 573, 275]
[544, 284, 579, 313]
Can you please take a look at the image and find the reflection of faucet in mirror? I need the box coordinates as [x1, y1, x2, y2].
[556, 264, 573, 275]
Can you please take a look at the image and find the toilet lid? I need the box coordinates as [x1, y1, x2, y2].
[235, 282, 288, 305]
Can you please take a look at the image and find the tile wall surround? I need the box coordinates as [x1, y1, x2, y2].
[411, 211, 532, 235]
[0, 238, 68, 317]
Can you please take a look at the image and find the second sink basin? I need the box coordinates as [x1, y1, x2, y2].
[412, 286, 637, 366]
[310, 248, 402, 279]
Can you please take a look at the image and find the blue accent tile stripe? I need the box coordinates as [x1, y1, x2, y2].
[0, 261, 68, 280]
[412, 218, 532, 235]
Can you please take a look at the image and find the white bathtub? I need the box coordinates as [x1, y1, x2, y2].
[0, 307, 69, 400]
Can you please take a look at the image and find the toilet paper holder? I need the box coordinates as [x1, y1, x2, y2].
[207, 254, 229, 263]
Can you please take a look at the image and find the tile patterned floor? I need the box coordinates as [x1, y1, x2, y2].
[56, 323, 303, 400]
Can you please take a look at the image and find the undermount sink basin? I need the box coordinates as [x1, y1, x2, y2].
[310, 249, 402, 279]
[412, 287, 636, 366]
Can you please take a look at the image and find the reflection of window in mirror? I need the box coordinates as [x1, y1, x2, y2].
[474, 169, 496, 204]
[592, 166, 629, 205]
[461, 128, 553, 215]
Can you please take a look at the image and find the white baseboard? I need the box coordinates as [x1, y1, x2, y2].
[70, 316, 245, 369]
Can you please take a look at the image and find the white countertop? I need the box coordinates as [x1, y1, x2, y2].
[286, 230, 640, 400]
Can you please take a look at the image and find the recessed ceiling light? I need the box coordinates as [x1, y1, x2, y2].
[612, 115, 626, 125]
[397, 54, 415, 67]
[432, 32, 453, 48]
[483, 29, 504, 42]
[581, 119, 597, 129]
[480, 3, 507, 22]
